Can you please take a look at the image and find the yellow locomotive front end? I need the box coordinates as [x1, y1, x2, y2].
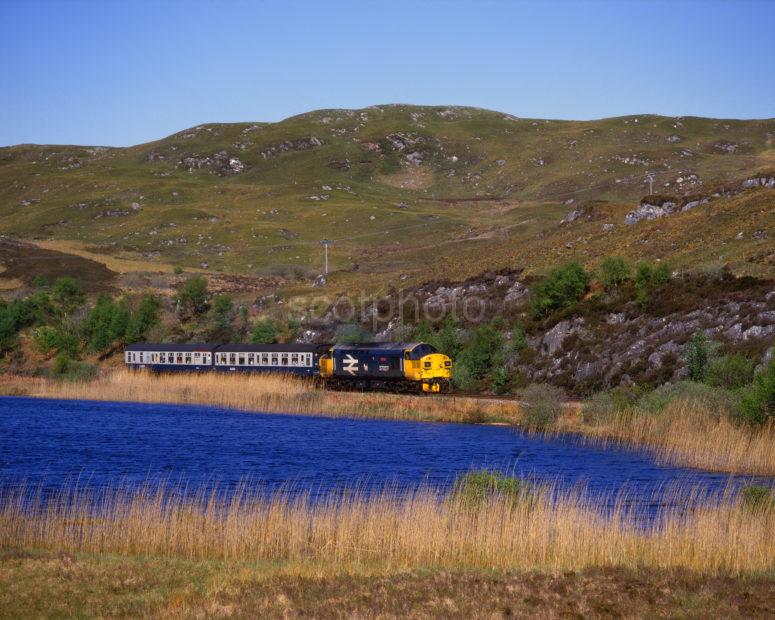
[402, 343, 452, 393]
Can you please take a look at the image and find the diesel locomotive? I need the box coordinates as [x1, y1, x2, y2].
[124, 341, 453, 393]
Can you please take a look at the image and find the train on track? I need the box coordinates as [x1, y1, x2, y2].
[124, 341, 453, 393]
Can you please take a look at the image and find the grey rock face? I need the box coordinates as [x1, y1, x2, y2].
[625, 201, 678, 224]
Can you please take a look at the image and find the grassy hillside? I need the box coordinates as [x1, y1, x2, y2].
[1, 105, 774, 296]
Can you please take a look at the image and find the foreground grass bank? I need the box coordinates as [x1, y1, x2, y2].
[2, 552, 774, 619]
[2, 480, 775, 617]
[3, 369, 775, 476]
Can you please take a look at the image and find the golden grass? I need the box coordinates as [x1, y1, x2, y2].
[1, 482, 773, 576]
[31, 240, 206, 274]
[564, 398, 775, 477]
[7, 369, 518, 425]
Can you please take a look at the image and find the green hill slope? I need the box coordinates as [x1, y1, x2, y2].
[1, 105, 773, 291]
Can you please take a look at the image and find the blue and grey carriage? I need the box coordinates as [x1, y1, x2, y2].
[124, 342, 330, 376]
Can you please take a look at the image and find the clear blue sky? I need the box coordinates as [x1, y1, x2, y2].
[1, 0, 773, 147]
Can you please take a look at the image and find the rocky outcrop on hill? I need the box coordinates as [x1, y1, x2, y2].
[622, 175, 775, 225]
[259, 136, 322, 159]
[179, 151, 245, 175]
[517, 289, 775, 392]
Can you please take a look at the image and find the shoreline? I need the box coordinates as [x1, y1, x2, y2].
[2, 370, 775, 477]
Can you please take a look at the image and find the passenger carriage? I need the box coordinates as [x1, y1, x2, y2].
[212, 343, 329, 376]
[124, 343, 217, 372]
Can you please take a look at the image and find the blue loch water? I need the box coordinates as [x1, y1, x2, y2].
[0, 397, 769, 511]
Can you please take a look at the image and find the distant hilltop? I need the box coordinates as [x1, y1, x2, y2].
[1, 104, 773, 278]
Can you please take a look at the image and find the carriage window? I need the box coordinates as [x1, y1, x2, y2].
[281, 355, 289, 366]
[271, 354, 278, 366]
[229, 354, 236, 365]
[261, 354, 269, 365]
[176, 353, 183, 364]
[247, 354, 255, 365]
[291, 354, 298, 366]
[185, 353, 192, 364]
[238, 355, 245, 365]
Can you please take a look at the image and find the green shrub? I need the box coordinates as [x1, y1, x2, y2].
[530, 262, 589, 317]
[210, 294, 234, 329]
[0, 295, 55, 350]
[451, 360, 478, 391]
[414, 316, 463, 359]
[635, 381, 740, 421]
[173, 266, 184, 275]
[490, 365, 511, 394]
[740, 485, 775, 511]
[251, 319, 278, 344]
[597, 257, 631, 291]
[653, 263, 672, 285]
[31, 275, 48, 288]
[52, 351, 70, 374]
[509, 327, 528, 354]
[684, 331, 710, 382]
[738, 360, 775, 427]
[176, 275, 209, 316]
[520, 383, 565, 431]
[52, 277, 85, 313]
[452, 470, 531, 507]
[33, 326, 80, 357]
[125, 295, 160, 343]
[633, 262, 671, 308]
[705, 354, 756, 389]
[82, 295, 120, 352]
[335, 323, 372, 344]
[455, 324, 503, 387]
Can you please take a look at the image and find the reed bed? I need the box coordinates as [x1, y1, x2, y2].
[1, 481, 773, 575]
[11, 369, 517, 425]
[565, 398, 775, 477]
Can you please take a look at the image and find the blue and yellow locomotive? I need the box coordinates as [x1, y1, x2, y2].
[319, 342, 452, 393]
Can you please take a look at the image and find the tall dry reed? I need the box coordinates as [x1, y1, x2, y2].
[23, 369, 517, 424]
[567, 397, 775, 476]
[1, 482, 772, 575]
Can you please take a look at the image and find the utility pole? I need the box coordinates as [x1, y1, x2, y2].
[321, 239, 330, 275]
[646, 173, 655, 195]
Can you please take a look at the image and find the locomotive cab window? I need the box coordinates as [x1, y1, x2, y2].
[407, 344, 437, 360]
